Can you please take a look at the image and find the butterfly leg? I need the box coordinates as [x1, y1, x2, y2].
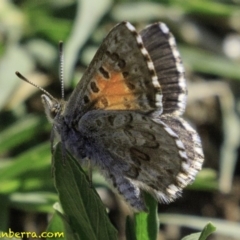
[114, 176, 147, 211]
[87, 158, 93, 187]
[50, 127, 56, 177]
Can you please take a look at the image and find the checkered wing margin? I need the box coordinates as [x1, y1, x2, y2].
[140, 23, 187, 116]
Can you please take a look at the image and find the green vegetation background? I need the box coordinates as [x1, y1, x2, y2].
[0, 0, 240, 239]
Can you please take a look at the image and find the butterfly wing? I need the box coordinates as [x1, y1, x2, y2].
[140, 23, 187, 116]
[59, 22, 203, 211]
[77, 110, 202, 210]
[64, 22, 162, 121]
[159, 114, 204, 175]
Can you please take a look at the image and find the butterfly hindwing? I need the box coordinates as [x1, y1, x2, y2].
[140, 23, 187, 116]
[159, 114, 204, 180]
[76, 110, 194, 210]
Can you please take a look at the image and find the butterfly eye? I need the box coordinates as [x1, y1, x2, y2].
[41, 94, 61, 122]
[50, 104, 60, 118]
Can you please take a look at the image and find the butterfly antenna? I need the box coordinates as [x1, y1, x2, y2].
[15, 71, 56, 100]
[59, 41, 65, 100]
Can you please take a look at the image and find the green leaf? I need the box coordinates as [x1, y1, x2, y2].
[188, 168, 218, 191]
[23, 1, 72, 42]
[198, 222, 216, 240]
[0, 115, 49, 153]
[0, 44, 35, 110]
[180, 46, 240, 80]
[170, 0, 236, 16]
[9, 192, 58, 213]
[181, 222, 216, 240]
[53, 143, 118, 240]
[160, 213, 240, 239]
[47, 206, 66, 240]
[0, 143, 51, 183]
[134, 192, 158, 240]
[64, 0, 113, 86]
[47, 202, 80, 240]
[0, 195, 10, 231]
[181, 232, 201, 240]
[125, 216, 136, 240]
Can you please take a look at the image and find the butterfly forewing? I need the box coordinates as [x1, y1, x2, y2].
[64, 22, 163, 121]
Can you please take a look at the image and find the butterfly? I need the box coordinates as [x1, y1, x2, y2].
[16, 21, 204, 211]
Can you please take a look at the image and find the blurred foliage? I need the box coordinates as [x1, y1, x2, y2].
[51, 143, 118, 240]
[0, 0, 240, 239]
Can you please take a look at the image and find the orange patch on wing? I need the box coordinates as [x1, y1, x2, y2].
[90, 70, 138, 110]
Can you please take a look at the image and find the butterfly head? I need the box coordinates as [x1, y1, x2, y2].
[41, 94, 65, 123]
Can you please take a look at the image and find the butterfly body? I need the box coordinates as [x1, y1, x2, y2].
[40, 22, 204, 211]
